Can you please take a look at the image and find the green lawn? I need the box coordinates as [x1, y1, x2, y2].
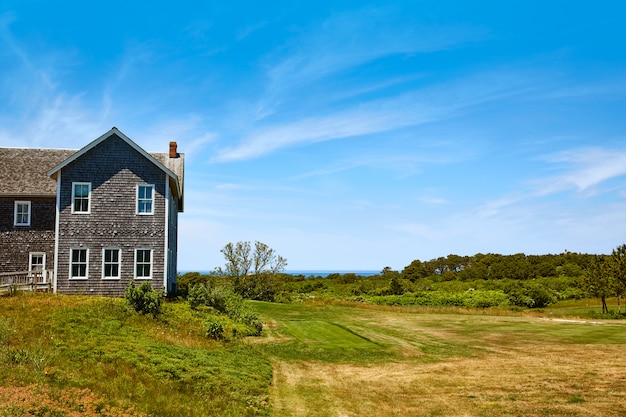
[2, 294, 626, 416]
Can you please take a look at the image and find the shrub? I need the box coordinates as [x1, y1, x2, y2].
[177, 272, 208, 298]
[505, 282, 557, 308]
[204, 316, 225, 340]
[124, 280, 163, 318]
[188, 283, 263, 338]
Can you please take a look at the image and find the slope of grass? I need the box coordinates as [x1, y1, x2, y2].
[0, 293, 272, 417]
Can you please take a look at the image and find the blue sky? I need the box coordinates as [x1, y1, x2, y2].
[1, 1, 626, 271]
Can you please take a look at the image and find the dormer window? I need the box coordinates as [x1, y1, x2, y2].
[137, 184, 154, 215]
[14, 201, 31, 226]
[72, 182, 91, 214]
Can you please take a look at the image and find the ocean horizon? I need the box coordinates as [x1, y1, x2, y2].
[180, 270, 380, 278]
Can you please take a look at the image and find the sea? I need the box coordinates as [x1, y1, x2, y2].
[183, 270, 380, 278]
[285, 270, 380, 278]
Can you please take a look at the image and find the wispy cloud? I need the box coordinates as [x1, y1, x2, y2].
[532, 147, 626, 195]
[212, 100, 437, 161]
[236, 20, 268, 40]
[213, 68, 547, 162]
[477, 146, 626, 219]
[264, 7, 487, 95]
[252, 7, 488, 120]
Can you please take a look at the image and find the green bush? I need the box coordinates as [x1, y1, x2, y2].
[188, 283, 263, 338]
[204, 316, 226, 340]
[177, 272, 210, 298]
[124, 280, 163, 318]
[365, 289, 510, 309]
[505, 282, 557, 308]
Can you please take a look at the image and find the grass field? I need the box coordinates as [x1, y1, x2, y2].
[254, 300, 626, 417]
[1, 294, 625, 416]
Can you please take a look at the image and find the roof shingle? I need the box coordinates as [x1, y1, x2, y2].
[0, 148, 75, 196]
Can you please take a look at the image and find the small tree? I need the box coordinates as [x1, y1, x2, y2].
[610, 244, 626, 313]
[220, 241, 287, 300]
[582, 255, 614, 314]
[124, 280, 163, 318]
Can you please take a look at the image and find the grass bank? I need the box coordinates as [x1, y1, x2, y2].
[1, 294, 625, 416]
[0, 293, 272, 416]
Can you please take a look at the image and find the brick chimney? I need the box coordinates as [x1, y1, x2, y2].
[169, 141, 178, 158]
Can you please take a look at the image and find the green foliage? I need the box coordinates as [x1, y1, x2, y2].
[177, 271, 213, 298]
[0, 294, 272, 417]
[189, 283, 263, 337]
[505, 281, 557, 308]
[124, 280, 163, 318]
[388, 275, 404, 295]
[220, 241, 287, 301]
[204, 316, 226, 340]
[365, 289, 510, 309]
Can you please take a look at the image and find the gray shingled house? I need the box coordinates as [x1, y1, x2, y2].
[0, 127, 184, 296]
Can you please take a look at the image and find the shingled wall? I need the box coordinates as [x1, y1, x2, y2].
[0, 197, 56, 272]
[55, 134, 167, 296]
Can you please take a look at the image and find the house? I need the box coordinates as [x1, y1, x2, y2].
[0, 127, 184, 296]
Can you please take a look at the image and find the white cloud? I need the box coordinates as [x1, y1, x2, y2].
[213, 67, 547, 162]
[265, 8, 486, 95]
[531, 147, 626, 196]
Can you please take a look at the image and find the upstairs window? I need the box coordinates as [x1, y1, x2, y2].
[14, 201, 31, 226]
[72, 182, 91, 214]
[103, 248, 121, 279]
[135, 249, 152, 279]
[70, 248, 88, 279]
[137, 184, 154, 215]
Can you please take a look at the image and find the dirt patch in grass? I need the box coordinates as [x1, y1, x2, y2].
[270, 343, 626, 417]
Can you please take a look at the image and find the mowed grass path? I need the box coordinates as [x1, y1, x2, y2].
[253, 301, 626, 417]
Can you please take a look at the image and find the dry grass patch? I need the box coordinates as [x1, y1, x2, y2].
[271, 343, 626, 417]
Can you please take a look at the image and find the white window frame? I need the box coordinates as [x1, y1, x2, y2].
[14, 201, 31, 226]
[135, 248, 153, 279]
[71, 182, 92, 214]
[136, 184, 155, 215]
[70, 248, 89, 279]
[102, 248, 121, 280]
[29, 252, 46, 272]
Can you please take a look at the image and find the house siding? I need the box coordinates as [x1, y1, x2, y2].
[0, 197, 56, 273]
[55, 134, 167, 296]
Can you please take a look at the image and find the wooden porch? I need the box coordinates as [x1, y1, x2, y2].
[0, 270, 52, 295]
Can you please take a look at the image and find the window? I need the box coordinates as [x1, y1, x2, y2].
[135, 249, 152, 279]
[14, 201, 31, 226]
[102, 248, 121, 279]
[70, 248, 88, 279]
[137, 184, 154, 214]
[29, 252, 45, 272]
[72, 182, 91, 213]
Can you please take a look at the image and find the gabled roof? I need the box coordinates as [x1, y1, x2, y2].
[47, 127, 184, 210]
[0, 128, 184, 211]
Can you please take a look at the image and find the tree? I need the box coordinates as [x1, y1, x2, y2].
[253, 241, 287, 275]
[389, 275, 404, 295]
[582, 255, 614, 314]
[221, 241, 252, 278]
[610, 244, 626, 313]
[402, 259, 429, 281]
[220, 241, 287, 300]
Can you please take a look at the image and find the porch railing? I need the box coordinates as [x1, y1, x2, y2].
[0, 270, 52, 294]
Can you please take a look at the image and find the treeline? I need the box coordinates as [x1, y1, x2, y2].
[178, 243, 626, 314]
[400, 251, 591, 282]
[298, 252, 603, 309]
